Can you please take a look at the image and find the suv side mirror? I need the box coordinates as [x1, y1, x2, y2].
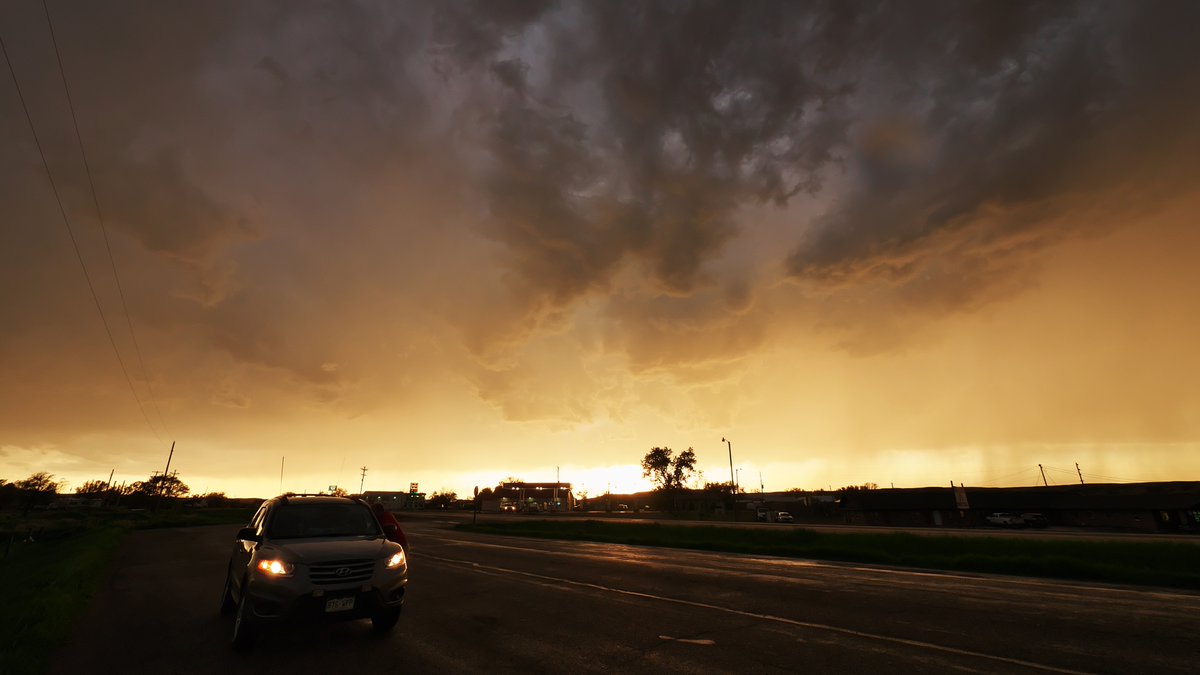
[236, 527, 260, 542]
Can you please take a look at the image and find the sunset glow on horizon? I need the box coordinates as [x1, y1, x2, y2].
[3, 2, 1199, 499]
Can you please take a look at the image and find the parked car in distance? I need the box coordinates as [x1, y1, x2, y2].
[986, 512, 1024, 527]
[221, 494, 408, 649]
[757, 509, 769, 522]
[1021, 512, 1048, 528]
[775, 511, 794, 523]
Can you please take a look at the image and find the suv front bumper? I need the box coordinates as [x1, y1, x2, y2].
[245, 570, 406, 623]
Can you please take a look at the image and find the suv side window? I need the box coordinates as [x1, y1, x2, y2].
[249, 502, 269, 533]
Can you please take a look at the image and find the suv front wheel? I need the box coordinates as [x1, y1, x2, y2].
[372, 607, 402, 633]
[219, 571, 236, 615]
[232, 583, 258, 650]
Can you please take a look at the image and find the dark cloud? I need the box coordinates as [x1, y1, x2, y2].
[786, 1, 1200, 303]
[96, 151, 254, 261]
[436, 0, 854, 313]
[5, 0, 1199, 435]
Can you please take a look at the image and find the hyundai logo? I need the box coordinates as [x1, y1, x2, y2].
[335, 567, 351, 577]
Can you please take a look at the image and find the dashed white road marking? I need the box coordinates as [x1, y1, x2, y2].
[659, 635, 716, 646]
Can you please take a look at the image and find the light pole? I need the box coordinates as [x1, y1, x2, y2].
[722, 437, 735, 521]
[722, 438, 735, 492]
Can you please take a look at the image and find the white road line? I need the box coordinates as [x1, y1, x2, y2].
[416, 530, 1200, 602]
[659, 635, 716, 646]
[415, 550, 1095, 675]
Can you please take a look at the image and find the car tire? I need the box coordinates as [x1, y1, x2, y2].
[371, 607, 402, 633]
[219, 571, 236, 615]
[231, 584, 258, 650]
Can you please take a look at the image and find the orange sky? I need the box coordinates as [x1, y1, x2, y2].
[2, 1, 1198, 498]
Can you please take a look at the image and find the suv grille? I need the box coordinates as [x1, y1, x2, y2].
[309, 559, 374, 585]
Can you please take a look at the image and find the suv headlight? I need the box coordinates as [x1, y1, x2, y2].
[385, 550, 406, 569]
[256, 559, 295, 576]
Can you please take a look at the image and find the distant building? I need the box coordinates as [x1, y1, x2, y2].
[480, 482, 574, 513]
[839, 482, 1200, 532]
[362, 490, 426, 510]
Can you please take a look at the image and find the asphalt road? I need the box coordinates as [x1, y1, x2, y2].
[51, 518, 1200, 674]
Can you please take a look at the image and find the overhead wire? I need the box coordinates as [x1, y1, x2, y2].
[1082, 472, 1137, 484]
[0, 25, 163, 443]
[41, 0, 170, 437]
[970, 467, 1038, 487]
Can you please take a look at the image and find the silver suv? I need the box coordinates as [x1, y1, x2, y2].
[220, 495, 408, 648]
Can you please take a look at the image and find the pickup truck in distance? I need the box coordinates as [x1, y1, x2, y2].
[985, 512, 1024, 527]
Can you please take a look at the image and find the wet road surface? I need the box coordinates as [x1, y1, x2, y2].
[51, 517, 1200, 674]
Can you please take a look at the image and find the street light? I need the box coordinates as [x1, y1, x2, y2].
[722, 437, 735, 521]
[722, 437, 735, 493]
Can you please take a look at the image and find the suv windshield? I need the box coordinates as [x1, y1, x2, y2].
[266, 503, 381, 539]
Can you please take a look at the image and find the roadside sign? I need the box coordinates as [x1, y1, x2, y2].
[953, 484, 970, 510]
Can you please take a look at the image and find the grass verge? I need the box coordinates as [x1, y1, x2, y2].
[0, 508, 252, 675]
[0, 527, 125, 675]
[457, 520, 1200, 590]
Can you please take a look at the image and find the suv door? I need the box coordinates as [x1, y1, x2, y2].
[231, 502, 269, 595]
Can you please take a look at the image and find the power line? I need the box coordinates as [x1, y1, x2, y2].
[41, 0, 170, 436]
[1, 27, 162, 442]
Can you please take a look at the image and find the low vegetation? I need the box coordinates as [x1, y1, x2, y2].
[0, 507, 252, 675]
[457, 520, 1200, 590]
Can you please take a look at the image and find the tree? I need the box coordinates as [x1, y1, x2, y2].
[838, 483, 879, 492]
[328, 487, 349, 497]
[194, 491, 229, 507]
[75, 480, 112, 495]
[641, 447, 698, 491]
[16, 472, 64, 493]
[429, 491, 457, 509]
[704, 481, 742, 494]
[132, 473, 190, 498]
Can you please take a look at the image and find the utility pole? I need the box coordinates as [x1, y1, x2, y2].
[279, 456, 285, 494]
[154, 441, 175, 511]
[161, 441, 175, 492]
[555, 466, 559, 511]
[359, 466, 368, 494]
[1076, 462, 1084, 485]
[1038, 464, 1048, 487]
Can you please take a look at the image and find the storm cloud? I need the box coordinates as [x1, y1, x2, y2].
[3, 1, 1199, 493]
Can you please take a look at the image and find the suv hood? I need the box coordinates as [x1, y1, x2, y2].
[263, 537, 392, 563]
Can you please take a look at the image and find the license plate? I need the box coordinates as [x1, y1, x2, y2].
[325, 596, 355, 612]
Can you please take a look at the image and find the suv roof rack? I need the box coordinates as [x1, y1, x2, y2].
[278, 493, 356, 502]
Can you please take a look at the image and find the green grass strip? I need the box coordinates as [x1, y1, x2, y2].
[0, 508, 252, 675]
[457, 520, 1200, 590]
[0, 527, 126, 675]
